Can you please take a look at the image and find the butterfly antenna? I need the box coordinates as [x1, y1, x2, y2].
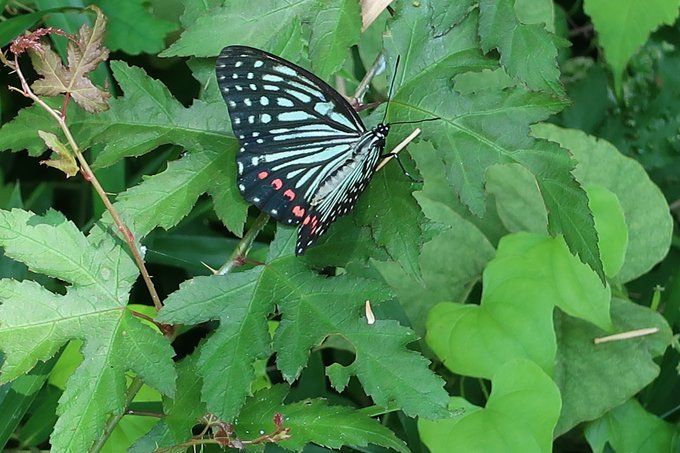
[390, 116, 442, 125]
[382, 55, 400, 124]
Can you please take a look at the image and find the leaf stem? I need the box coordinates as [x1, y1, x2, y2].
[7, 54, 164, 312]
[353, 52, 385, 102]
[216, 212, 270, 275]
[90, 377, 144, 453]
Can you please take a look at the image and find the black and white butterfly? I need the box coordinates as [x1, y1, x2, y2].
[216, 46, 395, 255]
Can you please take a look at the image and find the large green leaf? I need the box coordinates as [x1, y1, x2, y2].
[76, 61, 233, 167]
[309, 0, 361, 80]
[94, 0, 178, 55]
[553, 298, 673, 435]
[0, 209, 175, 451]
[235, 385, 409, 452]
[532, 124, 673, 283]
[159, 228, 449, 421]
[131, 356, 206, 452]
[478, 0, 564, 94]
[161, 0, 319, 57]
[374, 188, 495, 333]
[383, 1, 603, 280]
[419, 359, 561, 453]
[585, 399, 679, 453]
[584, 0, 680, 94]
[427, 232, 611, 379]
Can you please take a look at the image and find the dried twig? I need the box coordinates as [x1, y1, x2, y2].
[594, 327, 659, 344]
[376, 128, 421, 172]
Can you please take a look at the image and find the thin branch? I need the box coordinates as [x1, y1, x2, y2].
[8, 54, 163, 312]
[125, 409, 163, 418]
[594, 327, 659, 344]
[217, 212, 270, 275]
[375, 128, 421, 172]
[352, 52, 385, 103]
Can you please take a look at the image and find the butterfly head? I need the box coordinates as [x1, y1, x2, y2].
[373, 123, 390, 147]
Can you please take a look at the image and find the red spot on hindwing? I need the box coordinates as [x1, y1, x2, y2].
[292, 205, 305, 217]
[283, 189, 296, 201]
[303, 216, 311, 225]
[257, 171, 269, 180]
[271, 178, 283, 190]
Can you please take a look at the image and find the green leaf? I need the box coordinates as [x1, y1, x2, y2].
[0, 99, 73, 157]
[131, 356, 206, 451]
[272, 231, 449, 419]
[427, 232, 611, 379]
[37, 130, 78, 178]
[585, 185, 627, 278]
[236, 385, 409, 452]
[309, 0, 361, 80]
[478, 0, 564, 94]
[356, 162, 424, 277]
[418, 359, 561, 453]
[0, 209, 175, 451]
[160, 228, 448, 421]
[94, 0, 178, 55]
[585, 399, 679, 453]
[76, 61, 233, 167]
[160, 0, 319, 57]
[106, 149, 247, 238]
[553, 297, 673, 435]
[584, 0, 680, 95]
[384, 3, 603, 281]
[157, 268, 272, 421]
[374, 192, 495, 333]
[485, 163, 548, 234]
[532, 124, 673, 283]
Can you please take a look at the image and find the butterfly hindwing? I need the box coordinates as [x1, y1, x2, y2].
[216, 46, 366, 226]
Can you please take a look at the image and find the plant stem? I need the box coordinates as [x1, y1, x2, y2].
[8, 55, 163, 312]
[217, 212, 270, 275]
[90, 377, 144, 453]
[353, 52, 385, 102]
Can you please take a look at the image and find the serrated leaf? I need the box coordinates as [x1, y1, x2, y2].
[427, 232, 611, 379]
[309, 0, 361, 80]
[418, 359, 561, 453]
[383, 2, 603, 280]
[29, 5, 110, 112]
[235, 385, 409, 452]
[478, 0, 564, 94]
[584, 399, 679, 453]
[356, 162, 424, 277]
[159, 228, 448, 421]
[161, 0, 319, 57]
[38, 130, 78, 177]
[75, 61, 233, 167]
[131, 356, 206, 452]
[105, 149, 247, 238]
[0, 209, 175, 451]
[95, 0, 178, 55]
[584, 0, 680, 95]
[374, 189, 495, 333]
[0, 102, 63, 156]
[532, 124, 673, 282]
[553, 297, 673, 435]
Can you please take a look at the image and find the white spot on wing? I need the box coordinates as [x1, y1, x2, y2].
[261, 114, 271, 123]
[277, 98, 294, 107]
[264, 85, 279, 91]
[254, 61, 263, 68]
[260, 97, 269, 106]
[244, 98, 252, 106]
[274, 65, 297, 77]
[263, 74, 284, 82]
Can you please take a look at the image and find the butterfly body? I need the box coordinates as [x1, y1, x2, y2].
[216, 46, 390, 255]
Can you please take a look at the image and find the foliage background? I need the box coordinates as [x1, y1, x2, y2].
[0, 0, 678, 452]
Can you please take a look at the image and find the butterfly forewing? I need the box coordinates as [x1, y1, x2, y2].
[216, 45, 390, 255]
[216, 46, 366, 226]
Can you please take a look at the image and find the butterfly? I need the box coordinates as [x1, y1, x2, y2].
[216, 46, 397, 256]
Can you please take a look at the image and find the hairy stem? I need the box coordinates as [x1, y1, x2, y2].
[9, 55, 163, 312]
[217, 212, 270, 275]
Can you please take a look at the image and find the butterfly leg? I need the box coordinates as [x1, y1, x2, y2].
[380, 152, 423, 183]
